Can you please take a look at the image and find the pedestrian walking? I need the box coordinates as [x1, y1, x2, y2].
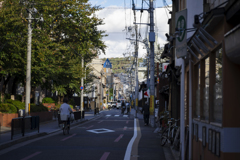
[121, 100, 126, 114]
[142, 104, 150, 126]
[126, 102, 130, 114]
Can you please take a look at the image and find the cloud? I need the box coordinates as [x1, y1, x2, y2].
[96, 7, 171, 58]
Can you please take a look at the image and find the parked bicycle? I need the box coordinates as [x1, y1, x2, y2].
[161, 118, 179, 146]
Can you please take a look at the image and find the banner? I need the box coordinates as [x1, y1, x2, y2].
[150, 95, 154, 115]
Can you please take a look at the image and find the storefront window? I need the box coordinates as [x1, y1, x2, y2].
[213, 48, 222, 123]
[195, 63, 200, 119]
[203, 57, 209, 121]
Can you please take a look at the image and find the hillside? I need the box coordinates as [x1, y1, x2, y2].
[102, 57, 143, 74]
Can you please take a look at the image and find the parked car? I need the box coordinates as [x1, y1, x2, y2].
[111, 101, 117, 108]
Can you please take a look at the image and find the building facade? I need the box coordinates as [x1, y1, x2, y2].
[162, 0, 240, 159]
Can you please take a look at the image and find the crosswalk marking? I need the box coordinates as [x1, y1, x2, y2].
[104, 114, 129, 117]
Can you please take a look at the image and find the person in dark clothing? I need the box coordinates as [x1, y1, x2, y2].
[121, 101, 126, 114]
[142, 104, 150, 126]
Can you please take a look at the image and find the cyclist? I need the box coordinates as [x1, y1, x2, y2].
[59, 98, 73, 127]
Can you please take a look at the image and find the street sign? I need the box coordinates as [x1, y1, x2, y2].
[175, 9, 187, 58]
[103, 58, 112, 68]
[80, 86, 84, 90]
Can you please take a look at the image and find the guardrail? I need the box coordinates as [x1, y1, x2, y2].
[11, 116, 40, 140]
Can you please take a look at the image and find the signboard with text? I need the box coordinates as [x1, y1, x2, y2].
[175, 9, 187, 58]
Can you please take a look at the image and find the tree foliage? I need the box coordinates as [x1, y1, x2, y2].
[0, 0, 107, 103]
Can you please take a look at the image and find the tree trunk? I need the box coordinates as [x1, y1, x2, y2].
[30, 86, 35, 103]
[58, 95, 61, 104]
[22, 85, 26, 103]
[60, 96, 64, 103]
[1, 75, 11, 102]
[11, 76, 18, 96]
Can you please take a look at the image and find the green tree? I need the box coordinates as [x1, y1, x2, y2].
[0, 0, 107, 104]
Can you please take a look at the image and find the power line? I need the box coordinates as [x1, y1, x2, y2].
[102, 6, 171, 9]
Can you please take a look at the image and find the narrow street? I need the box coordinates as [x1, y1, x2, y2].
[0, 109, 170, 160]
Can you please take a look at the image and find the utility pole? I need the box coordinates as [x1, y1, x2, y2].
[25, 7, 33, 116]
[100, 73, 103, 110]
[149, 0, 155, 127]
[132, 0, 139, 118]
[81, 58, 84, 112]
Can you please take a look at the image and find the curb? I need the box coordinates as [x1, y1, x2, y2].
[0, 132, 48, 151]
[0, 115, 101, 151]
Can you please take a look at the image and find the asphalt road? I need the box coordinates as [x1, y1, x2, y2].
[0, 109, 168, 160]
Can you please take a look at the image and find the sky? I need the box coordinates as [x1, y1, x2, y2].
[88, 0, 172, 58]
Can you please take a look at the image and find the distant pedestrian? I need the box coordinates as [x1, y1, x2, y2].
[142, 104, 150, 126]
[126, 102, 130, 114]
[121, 100, 126, 114]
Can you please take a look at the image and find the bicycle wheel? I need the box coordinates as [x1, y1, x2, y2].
[67, 125, 70, 134]
[161, 128, 168, 146]
[63, 122, 68, 135]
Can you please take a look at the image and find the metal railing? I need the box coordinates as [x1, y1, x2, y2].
[11, 116, 39, 140]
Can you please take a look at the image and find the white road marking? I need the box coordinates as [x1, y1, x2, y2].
[114, 115, 120, 117]
[87, 128, 115, 134]
[124, 118, 137, 160]
[106, 115, 111, 117]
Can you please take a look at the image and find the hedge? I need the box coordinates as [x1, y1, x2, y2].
[30, 104, 49, 112]
[1, 99, 49, 113]
[0, 103, 17, 113]
[6, 99, 25, 110]
[42, 97, 55, 103]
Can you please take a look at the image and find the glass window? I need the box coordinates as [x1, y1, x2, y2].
[213, 48, 223, 123]
[195, 63, 201, 119]
[203, 57, 210, 121]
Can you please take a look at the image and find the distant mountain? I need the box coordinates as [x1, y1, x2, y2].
[102, 57, 143, 74]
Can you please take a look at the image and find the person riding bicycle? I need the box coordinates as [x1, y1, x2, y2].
[59, 98, 73, 127]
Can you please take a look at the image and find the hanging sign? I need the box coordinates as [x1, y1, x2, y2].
[175, 9, 187, 58]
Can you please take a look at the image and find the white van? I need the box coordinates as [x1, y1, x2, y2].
[116, 100, 121, 109]
[116, 99, 126, 109]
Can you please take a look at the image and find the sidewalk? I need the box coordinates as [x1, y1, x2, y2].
[0, 110, 99, 150]
[132, 107, 180, 160]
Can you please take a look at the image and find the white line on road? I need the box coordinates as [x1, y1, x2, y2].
[86, 125, 94, 129]
[100, 152, 110, 160]
[114, 115, 120, 117]
[0, 115, 103, 156]
[21, 151, 42, 160]
[61, 134, 76, 141]
[124, 118, 137, 160]
[114, 134, 124, 142]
